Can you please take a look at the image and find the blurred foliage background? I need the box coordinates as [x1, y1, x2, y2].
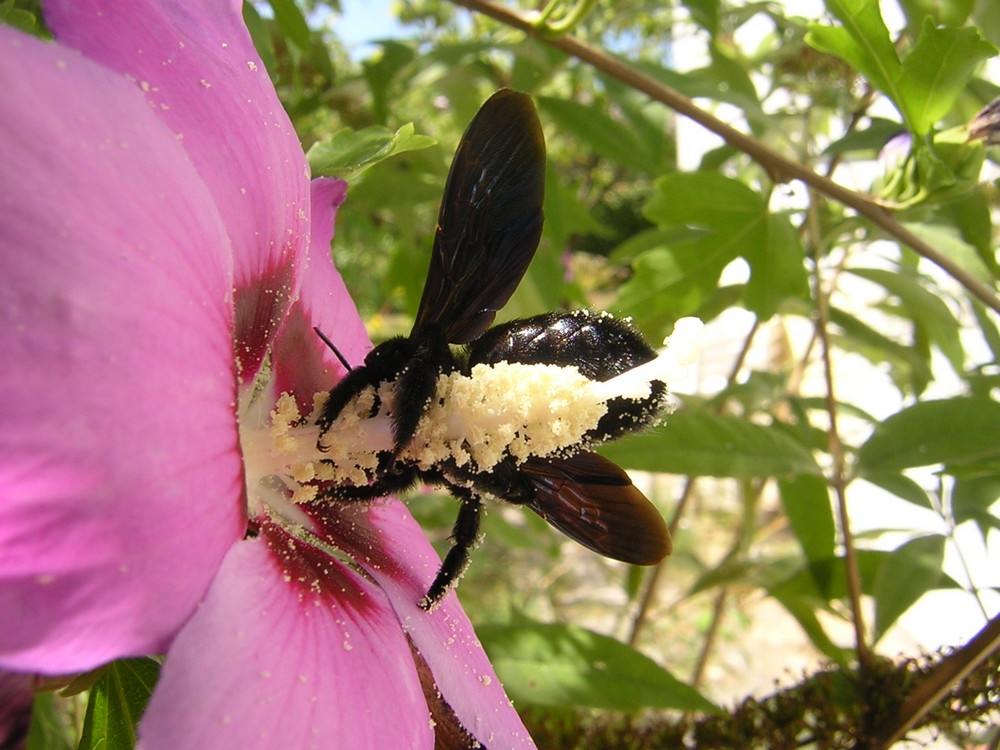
[15, 0, 1000, 746]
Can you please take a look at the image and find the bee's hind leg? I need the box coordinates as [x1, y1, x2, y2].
[419, 487, 483, 611]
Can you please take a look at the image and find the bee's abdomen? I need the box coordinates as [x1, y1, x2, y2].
[468, 309, 657, 382]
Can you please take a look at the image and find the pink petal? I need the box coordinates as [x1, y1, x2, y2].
[0, 28, 243, 671]
[139, 527, 433, 750]
[271, 178, 370, 413]
[44, 0, 312, 379]
[314, 503, 537, 748]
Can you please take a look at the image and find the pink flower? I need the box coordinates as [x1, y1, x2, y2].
[0, 2, 533, 747]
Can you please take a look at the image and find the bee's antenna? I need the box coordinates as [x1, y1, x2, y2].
[313, 326, 353, 372]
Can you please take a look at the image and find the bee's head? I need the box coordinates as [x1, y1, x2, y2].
[363, 336, 415, 374]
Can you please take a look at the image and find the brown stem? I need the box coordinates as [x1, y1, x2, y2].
[691, 587, 729, 690]
[627, 475, 695, 646]
[449, 0, 1000, 315]
[690, 476, 764, 689]
[807, 188, 871, 672]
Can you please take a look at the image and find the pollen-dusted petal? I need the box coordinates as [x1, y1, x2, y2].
[313, 503, 536, 749]
[45, 0, 312, 380]
[0, 28, 242, 671]
[270, 178, 370, 415]
[138, 531, 433, 750]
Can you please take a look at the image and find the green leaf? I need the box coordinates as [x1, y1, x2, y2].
[899, 0, 975, 28]
[267, 0, 311, 51]
[644, 171, 761, 229]
[830, 549, 895, 600]
[952, 475, 1000, 530]
[897, 20, 996, 134]
[78, 658, 161, 750]
[608, 226, 704, 265]
[768, 571, 851, 665]
[600, 410, 821, 478]
[806, 0, 901, 100]
[856, 397, 1000, 474]
[307, 124, 436, 179]
[940, 186, 998, 274]
[823, 117, 906, 155]
[635, 172, 805, 320]
[863, 472, 934, 510]
[601, 78, 678, 169]
[779, 475, 836, 564]
[362, 41, 417, 124]
[972, 301, 1000, 364]
[828, 305, 933, 394]
[846, 266, 964, 375]
[682, 0, 720, 34]
[657, 173, 806, 317]
[27, 692, 74, 750]
[538, 96, 667, 174]
[540, 161, 604, 257]
[900, 220, 994, 283]
[873, 535, 946, 640]
[477, 622, 720, 713]
[742, 212, 809, 318]
[615, 242, 728, 327]
[703, 43, 765, 125]
[0, 0, 41, 34]
[807, 2, 995, 134]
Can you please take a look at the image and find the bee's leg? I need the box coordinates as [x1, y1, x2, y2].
[316, 365, 379, 439]
[317, 479, 400, 502]
[419, 487, 483, 610]
[390, 329, 454, 456]
[312, 459, 418, 503]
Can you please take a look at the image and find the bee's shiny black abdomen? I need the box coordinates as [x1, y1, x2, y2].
[468, 309, 657, 381]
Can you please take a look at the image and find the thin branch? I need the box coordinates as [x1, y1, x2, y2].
[690, 476, 765, 690]
[449, 0, 1000, 315]
[691, 587, 729, 690]
[807, 188, 872, 672]
[931, 477, 994, 621]
[627, 475, 694, 646]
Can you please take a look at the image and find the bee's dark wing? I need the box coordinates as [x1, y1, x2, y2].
[412, 89, 545, 344]
[521, 452, 671, 565]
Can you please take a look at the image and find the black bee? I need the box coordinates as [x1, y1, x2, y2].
[316, 89, 671, 609]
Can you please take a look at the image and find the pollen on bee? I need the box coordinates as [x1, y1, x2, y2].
[403, 318, 702, 473]
[313, 316, 704, 481]
[591, 316, 704, 403]
[313, 384, 393, 484]
[402, 362, 604, 471]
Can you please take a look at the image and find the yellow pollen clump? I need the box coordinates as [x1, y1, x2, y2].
[313, 385, 388, 486]
[401, 362, 608, 472]
[270, 393, 305, 439]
